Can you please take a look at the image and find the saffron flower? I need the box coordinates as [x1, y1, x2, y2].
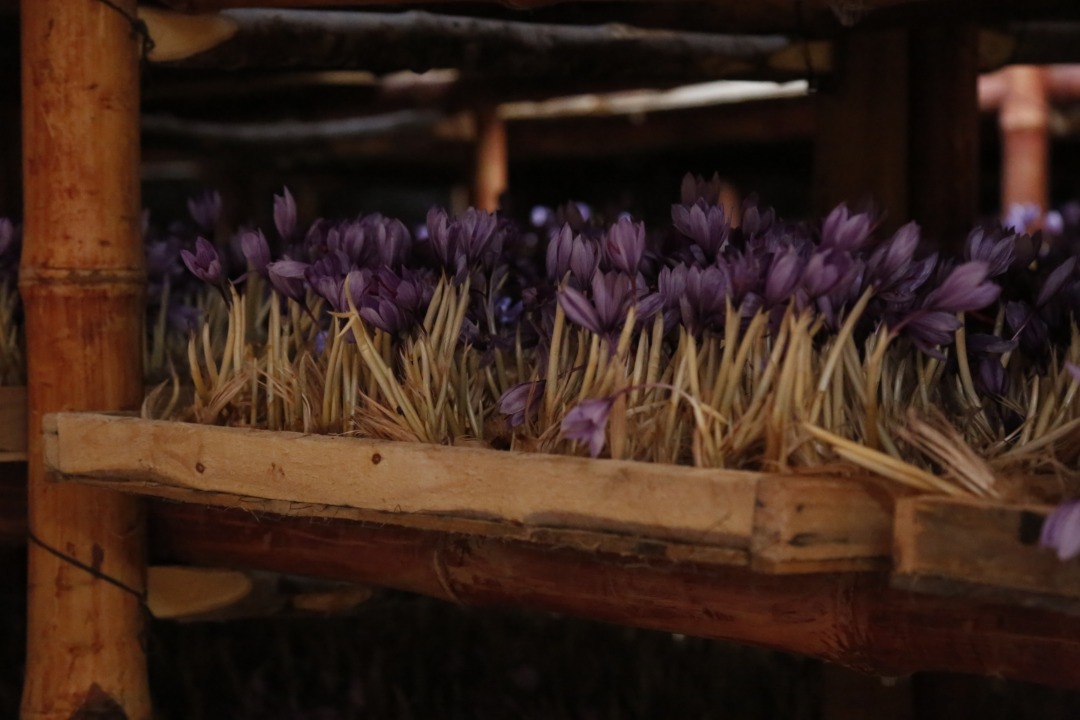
[561, 397, 614, 458]
[559, 271, 662, 344]
[187, 190, 221, 232]
[964, 226, 1015, 278]
[180, 237, 223, 286]
[498, 380, 546, 428]
[274, 186, 298, 242]
[240, 229, 271, 277]
[671, 201, 729, 259]
[1040, 499, 1080, 561]
[821, 203, 876, 252]
[266, 259, 308, 301]
[603, 217, 647, 276]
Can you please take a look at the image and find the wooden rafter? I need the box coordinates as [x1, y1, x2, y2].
[143, 8, 817, 84]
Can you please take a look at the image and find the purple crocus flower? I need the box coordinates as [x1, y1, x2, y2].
[559, 271, 661, 344]
[187, 190, 221, 232]
[671, 201, 729, 259]
[561, 397, 614, 458]
[603, 218, 646, 276]
[498, 380, 547, 428]
[765, 248, 803, 307]
[180, 237, 223, 285]
[964, 227, 1015, 278]
[922, 261, 1001, 314]
[974, 355, 1008, 397]
[167, 304, 202, 334]
[365, 214, 412, 268]
[1036, 256, 1077, 308]
[867, 221, 920, 290]
[240, 229, 271, 277]
[680, 264, 731, 335]
[274, 186, 298, 242]
[266, 259, 308, 301]
[821, 203, 875, 252]
[1040, 499, 1080, 561]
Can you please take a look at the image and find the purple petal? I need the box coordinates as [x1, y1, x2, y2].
[1037, 256, 1077, 308]
[1040, 499, 1080, 561]
[558, 286, 601, 335]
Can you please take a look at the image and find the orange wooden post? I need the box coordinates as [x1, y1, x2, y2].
[1000, 66, 1049, 214]
[20, 1, 150, 717]
[474, 106, 508, 212]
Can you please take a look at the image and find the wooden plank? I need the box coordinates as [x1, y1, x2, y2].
[149, 500, 1080, 688]
[893, 497, 1080, 614]
[44, 413, 760, 551]
[752, 475, 899, 574]
[0, 386, 25, 460]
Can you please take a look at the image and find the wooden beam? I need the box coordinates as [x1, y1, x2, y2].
[813, 29, 909, 228]
[145, 8, 807, 83]
[148, 500, 1080, 688]
[893, 497, 1079, 614]
[908, 22, 979, 250]
[151, 1, 1080, 36]
[20, 0, 150, 717]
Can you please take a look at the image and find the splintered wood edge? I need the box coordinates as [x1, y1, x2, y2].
[750, 474, 898, 574]
[45, 412, 758, 562]
[893, 496, 1080, 614]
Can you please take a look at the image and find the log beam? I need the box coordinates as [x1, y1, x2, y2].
[144, 8, 808, 83]
[149, 500, 1080, 689]
[19, 1, 149, 717]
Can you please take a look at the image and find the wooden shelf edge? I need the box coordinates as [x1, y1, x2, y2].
[44, 412, 899, 571]
[893, 496, 1080, 614]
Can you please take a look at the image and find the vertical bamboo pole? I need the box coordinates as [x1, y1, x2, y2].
[1000, 66, 1049, 215]
[474, 106, 508, 212]
[908, 23, 979, 252]
[20, 1, 150, 718]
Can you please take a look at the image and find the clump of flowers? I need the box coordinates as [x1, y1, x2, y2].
[165, 177, 1080, 524]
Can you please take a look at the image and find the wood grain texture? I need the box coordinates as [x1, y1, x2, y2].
[149, 500, 1080, 688]
[893, 496, 1080, 614]
[752, 475, 899, 573]
[20, 1, 150, 717]
[44, 413, 759, 550]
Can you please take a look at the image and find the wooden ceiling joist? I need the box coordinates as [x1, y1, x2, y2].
[150, 0, 1080, 36]
[143, 8, 819, 82]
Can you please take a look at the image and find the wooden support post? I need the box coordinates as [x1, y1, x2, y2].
[813, 29, 909, 230]
[473, 106, 507, 212]
[908, 23, 979, 251]
[1000, 66, 1049, 215]
[20, 1, 150, 718]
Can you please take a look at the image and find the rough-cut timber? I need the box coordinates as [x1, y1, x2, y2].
[44, 413, 902, 571]
[751, 475, 899, 574]
[147, 8, 808, 83]
[150, 1, 1080, 36]
[149, 500, 1080, 689]
[44, 413, 760, 560]
[20, 1, 150, 718]
[893, 497, 1080, 614]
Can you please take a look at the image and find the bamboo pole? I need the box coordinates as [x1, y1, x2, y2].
[1000, 66, 1049, 214]
[20, 1, 150, 718]
[473, 107, 507, 212]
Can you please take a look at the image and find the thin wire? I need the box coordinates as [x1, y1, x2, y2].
[28, 530, 148, 604]
[91, 0, 156, 59]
